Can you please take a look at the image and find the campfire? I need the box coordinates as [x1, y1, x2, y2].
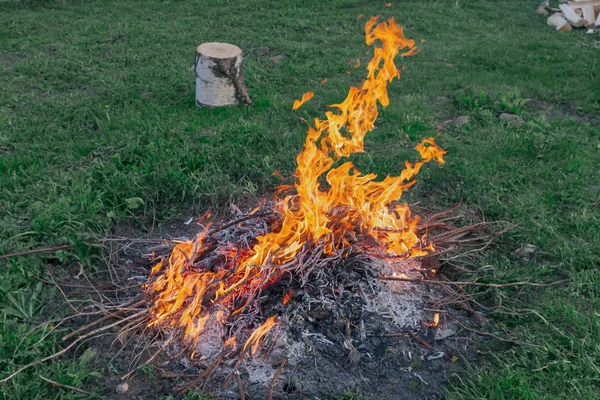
[2, 16, 497, 398]
[147, 16, 445, 360]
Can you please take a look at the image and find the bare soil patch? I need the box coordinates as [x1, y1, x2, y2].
[43, 206, 485, 400]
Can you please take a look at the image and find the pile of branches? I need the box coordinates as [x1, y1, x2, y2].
[0, 202, 514, 396]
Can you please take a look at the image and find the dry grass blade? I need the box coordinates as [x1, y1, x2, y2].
[379, 276, 568, 288]
[39, 375, 101, 398]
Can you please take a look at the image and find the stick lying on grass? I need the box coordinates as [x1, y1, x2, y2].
[39, 375, 101, 398]
[0, 244, 73, 261]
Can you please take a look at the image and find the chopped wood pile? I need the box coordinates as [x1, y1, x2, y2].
[537, 0, 600, 31]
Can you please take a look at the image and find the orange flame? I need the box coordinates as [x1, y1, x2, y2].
[147, 16, 445, 356]
[242, 316, 278, 355]
[292, 92, 315, 110]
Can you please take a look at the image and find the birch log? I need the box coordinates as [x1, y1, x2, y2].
[194, 42, 252, 107]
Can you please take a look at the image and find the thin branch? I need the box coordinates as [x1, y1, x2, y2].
[0, 245, 73, 261]
[268, 357, 287, 400]
[378, 276, 568, 288]
[210, 212, 274, 236]
[39, 375, 101, 398]
[1, 310, 146, 384]
[236, 374, 246, 400]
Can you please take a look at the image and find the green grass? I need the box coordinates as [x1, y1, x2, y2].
[1, 0, 599, 398]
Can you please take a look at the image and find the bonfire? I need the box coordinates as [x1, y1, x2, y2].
[148, 15, 444, 358]
[2, 16, 496, 398]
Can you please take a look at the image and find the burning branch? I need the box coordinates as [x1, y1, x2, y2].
[146, 17, 447, 361]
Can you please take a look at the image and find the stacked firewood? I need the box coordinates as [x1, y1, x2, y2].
[537, 0, 600, 31]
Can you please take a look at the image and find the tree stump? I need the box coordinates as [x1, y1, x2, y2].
[194, 42, 252, 107]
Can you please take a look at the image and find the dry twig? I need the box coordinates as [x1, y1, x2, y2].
[39, 375, 101, 398]
[0, 244, 73, 261]
[268, 357, 288, 400]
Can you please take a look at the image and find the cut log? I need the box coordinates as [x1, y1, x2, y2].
[547, 13, 574, 30]
[567, 0, 600, 5]
[567, 1, 600, 15]
[560, 4, 587, 25]
[581, 5, 597, 27]
[194, 42, 252, 107]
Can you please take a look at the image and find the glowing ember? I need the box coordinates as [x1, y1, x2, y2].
[283, 290, 293, 306]
[147, 16, 445, 355]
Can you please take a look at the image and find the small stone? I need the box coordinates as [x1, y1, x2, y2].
[140, 91, 152, 99]
[256, 47, 269, 56]
[453, 115, 470, 127]
[426, 351, 445, 361]
[586, 29, 595, 34]
[515, 244, 536, 261]
[589, 185, 599, 192]
[116, 382, 129, 395]
[498, 113, 525, 127]
[269, 54, 286, 64]
[435, 323, 459, 340]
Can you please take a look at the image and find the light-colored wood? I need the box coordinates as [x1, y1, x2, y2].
[596, 9, 600, 25]
[569, 1, 600, 16]
[581, 5, 596, 27]
[194, 42, 252, 107]
[567, 0, 600, 5]
[196, 42, 242, 59]
[547, 13, 574, 30]
[560, 4, 587, 26]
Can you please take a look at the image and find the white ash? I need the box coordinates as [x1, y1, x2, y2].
[244, 331, 304, 386]
[193, 310, 229, 360]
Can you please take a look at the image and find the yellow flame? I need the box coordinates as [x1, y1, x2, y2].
[147, 16, 445, 353]
[292, 92, 315, 110]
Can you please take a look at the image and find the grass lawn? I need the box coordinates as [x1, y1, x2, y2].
[1, 0, 599, 398]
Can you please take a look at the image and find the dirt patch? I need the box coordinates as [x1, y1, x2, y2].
[529, 98, 600, 126]
[48, 206, 483, 400]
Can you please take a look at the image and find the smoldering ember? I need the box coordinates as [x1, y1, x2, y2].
[2, 15, 515, 400]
